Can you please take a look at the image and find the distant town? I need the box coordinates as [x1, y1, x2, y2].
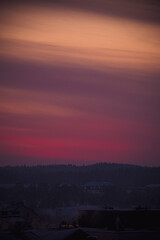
[0, 163, 160, 239]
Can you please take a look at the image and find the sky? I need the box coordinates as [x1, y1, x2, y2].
[0, 0, 160, 166]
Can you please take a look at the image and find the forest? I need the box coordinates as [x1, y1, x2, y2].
[0, 163, 160, 209]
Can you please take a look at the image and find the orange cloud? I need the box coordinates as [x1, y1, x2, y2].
[0, 5, 159, 71]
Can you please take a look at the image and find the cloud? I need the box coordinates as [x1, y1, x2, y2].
[0, 58, 160, 125]
[1, 0, 160, 24]
[0, 0, 160, 166]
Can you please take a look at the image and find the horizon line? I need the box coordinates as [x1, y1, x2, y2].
[0, 162, 159, 168]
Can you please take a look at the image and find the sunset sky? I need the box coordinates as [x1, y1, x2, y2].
[0, 0, 160, 166]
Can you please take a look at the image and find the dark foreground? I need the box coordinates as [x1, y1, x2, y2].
[1, 229, 160, 240]
[86, 229, 160, 240]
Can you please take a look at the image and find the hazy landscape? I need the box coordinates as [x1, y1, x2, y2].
[0, 163, 160, 239]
